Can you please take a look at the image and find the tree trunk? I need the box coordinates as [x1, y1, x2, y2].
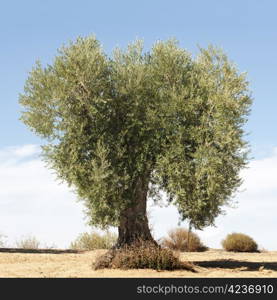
[116, 176, 157, 248]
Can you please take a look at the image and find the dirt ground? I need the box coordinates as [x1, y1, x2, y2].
[0, 249, 277, 278]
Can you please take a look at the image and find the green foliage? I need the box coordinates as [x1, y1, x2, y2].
[161, 228, 207, 252]
[19, 36, 252, 230]
[70, 231, 117, 250]
[93, 241, 194, 271]
[222, 233, 258, 252]
[16, 235, 40, 249]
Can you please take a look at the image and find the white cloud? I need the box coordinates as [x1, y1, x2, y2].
[12, 144, 40, 158]
[0, 145, 90, 248]
[0, 144, 40, 163]
[0, 145, 277, 250]
[240, 149, 277, 195]
[151, 147, 277, 250]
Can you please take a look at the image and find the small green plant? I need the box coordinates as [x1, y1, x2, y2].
[161, 228, 207, 252]
[15, 235, 40, 249]
[222, 233, 258, 252]
[70, 231, 117, 250]
[93, 240, 195, 271]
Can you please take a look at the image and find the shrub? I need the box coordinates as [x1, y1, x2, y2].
[70, 231, 117, 250]
[16, 235, 40, 249]
[161, 228, 207, 252]
[93, 240, 195, 271]
[222, 233, 258, 252]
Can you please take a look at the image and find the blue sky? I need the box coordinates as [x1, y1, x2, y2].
[0, 0, 276, 249]
[1, 0, 277, 156]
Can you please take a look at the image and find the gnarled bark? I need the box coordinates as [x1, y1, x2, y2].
[116, 176, 156, 248]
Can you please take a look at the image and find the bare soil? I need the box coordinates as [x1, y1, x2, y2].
[0, 249, 276, 278]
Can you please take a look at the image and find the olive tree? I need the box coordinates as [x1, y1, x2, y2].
[19, 36, 252, 247]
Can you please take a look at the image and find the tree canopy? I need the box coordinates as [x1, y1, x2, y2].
[19, 36, 252, 236]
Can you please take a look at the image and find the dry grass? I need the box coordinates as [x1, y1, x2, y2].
[161, 228, 207, 252]
[1, 249, 277, 277]
[15, 236, 40, 249]
[222, 233, 258, 252]
[70, 231, 117, 250]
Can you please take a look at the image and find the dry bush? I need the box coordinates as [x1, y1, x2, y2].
[70, 231, 117, 250]
[93, 240, 195, 271]
[93, 249, 117, 270]
[15, 235, 40, 249]
[222, 233, 258, 252]
[161, 228, 207, 252]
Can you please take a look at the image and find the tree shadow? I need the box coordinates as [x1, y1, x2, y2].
[0, 248, 84, 254]
[194, 259, 277, 271]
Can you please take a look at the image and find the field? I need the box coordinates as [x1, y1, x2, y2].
[0, 249, 277, 278]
